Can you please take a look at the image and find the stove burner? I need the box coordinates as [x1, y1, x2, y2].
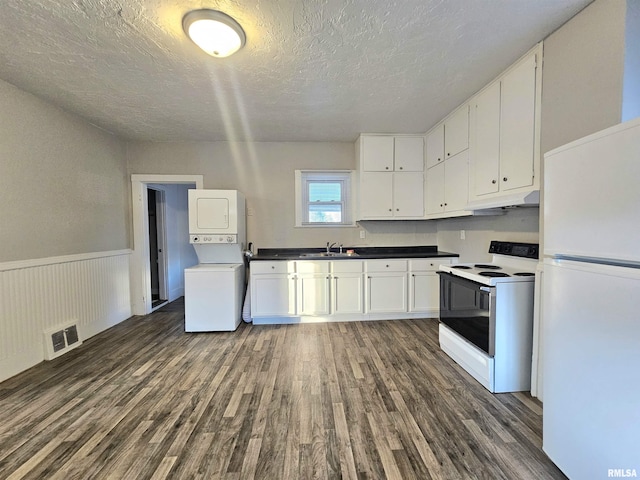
[513, 272, 535, 276]
[474, 264, 501, 270]
[479, 271, 510, 277]
[452, 265, 472, 269]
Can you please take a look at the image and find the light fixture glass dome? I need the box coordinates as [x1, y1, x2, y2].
[183, 10, 246, 58]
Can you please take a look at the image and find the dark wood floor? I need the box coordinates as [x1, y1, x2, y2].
[0, 298, 566, 480]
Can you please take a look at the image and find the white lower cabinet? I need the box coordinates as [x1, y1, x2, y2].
[250, 261, 296, 317]
[408, 259, 452, 313]
[295, 261, 331, 316]
[331, 261, 364, 314]
[251, 257, 454, 322]
[365, 260, 408, 313]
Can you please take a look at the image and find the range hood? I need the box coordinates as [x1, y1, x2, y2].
[466, 189, 540, 210]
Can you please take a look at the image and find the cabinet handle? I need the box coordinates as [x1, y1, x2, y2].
[503, 177, 508, 182]
[440, 203, 443, 207]
[447, 152, 450, 157]
[326, 275, 330, 279]
[386, 264, 390, 268]
[368, 276, 372, 279]
[396, 208, 399, 211]
[412, 274, 415, 277]
[492, 179, 497, 184]
[444, 203, 448, 206]
[388, 208, 392, 212]
[438, 157, 441, 162]
[271, 266, 275, 269]
[399, 166, 403, 170]
[385, 166, 389, 170]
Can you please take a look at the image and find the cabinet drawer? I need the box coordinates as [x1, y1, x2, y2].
[251, 261, 294, 274]
[365, 260, 407, 272]
[296, 261, 330, 274]
[409, 258, 453, 272]
[332, 260, 364, 273]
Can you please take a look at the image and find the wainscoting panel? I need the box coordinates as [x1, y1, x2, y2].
[0, 250, 132, 383]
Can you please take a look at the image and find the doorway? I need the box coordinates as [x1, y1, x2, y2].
[147, 187, 168, 309]
[130, 174, 204, 316]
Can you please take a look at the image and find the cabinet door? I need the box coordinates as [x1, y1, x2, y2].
[409, 273, 440, 313]
[359, 172, 393, 218]
[426, 124, 445, 169]
[472, 82, 501, 196]
[362, 136, 394, 171]
[445, 105, 469, 159]
[251, 274, 295, 317]
[332, 274, 364, 314]
[297, 274, 330, 316]
[500, 53, 537, 191]
[425, 162, 445, 214]
[393, 173, 424, 217]
[366, 273, 408, 313]
[394, 137, 424, 172]
[444, 150, 469, 212]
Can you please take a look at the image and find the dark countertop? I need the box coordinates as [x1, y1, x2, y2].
[251, 246, 459, 261]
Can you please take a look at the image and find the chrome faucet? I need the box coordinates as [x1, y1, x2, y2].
[326, 242, 337, 253]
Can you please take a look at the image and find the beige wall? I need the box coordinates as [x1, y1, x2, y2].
[540, 0, 627, 155]
[126, 140, 440, 251]
[0, 79, 129, 262]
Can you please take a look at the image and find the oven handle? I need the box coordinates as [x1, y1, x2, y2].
[480, 286, 497, 357]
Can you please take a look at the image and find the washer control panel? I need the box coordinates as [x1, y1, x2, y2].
[190, 234, 237, 244]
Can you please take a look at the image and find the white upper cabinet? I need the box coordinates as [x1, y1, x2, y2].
[471, 81, 501, 196]
[444, 105, 470, 159]
[425, 124, 445, 169]
[426, 150, 469, 215]
[361, 135, 424, 172]
[499, 52, 537, 192]
[469, 44, 542, 206]
[357, 134, 425, 220]
[426, 105, 469, 169]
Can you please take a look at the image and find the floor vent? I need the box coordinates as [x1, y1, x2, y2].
[44, 323, 82, 360]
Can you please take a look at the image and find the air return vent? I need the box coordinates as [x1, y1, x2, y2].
[44, 323, 82, 360]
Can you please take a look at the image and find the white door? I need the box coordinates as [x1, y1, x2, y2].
[251, 275, 295, 317]
[366, 273, 407, 313]
[500, 53, 536, 191]
[361, 136, 394, 171]
[409, 273, 439, 313]
[393, 173, 424, 217]
[332, 274, 364, 314]
[297, 274, 330, 315]
[394, 136, 424, 171]
[359, 172, 393, 218]
[425, 162, 445, 214]
[543, 259, 640, 479]
[444, 150, 469, 212]
[472, 81, 501, 196]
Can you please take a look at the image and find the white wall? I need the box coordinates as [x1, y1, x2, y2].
[623, 0, 640, 122]
[127, 141, 441, 251]
[163, 183, 198, 300]
[0, 78, 132, 382]
[0, 79, 130, 262]
[540, 0, 627, 155]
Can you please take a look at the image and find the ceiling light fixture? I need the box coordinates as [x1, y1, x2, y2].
[182, 9, 246, 58]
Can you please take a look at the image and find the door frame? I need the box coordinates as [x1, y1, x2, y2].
[147, 185, 168, 304]
[130, 174, 203, 315]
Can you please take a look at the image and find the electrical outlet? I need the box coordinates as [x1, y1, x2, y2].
[360, 230, 366, 239]
[460, 230, 466, 240]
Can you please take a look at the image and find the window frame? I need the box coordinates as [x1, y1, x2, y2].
[294, 170, 355, 227]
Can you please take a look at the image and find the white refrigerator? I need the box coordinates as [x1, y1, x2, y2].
[542, 117, 640, 479]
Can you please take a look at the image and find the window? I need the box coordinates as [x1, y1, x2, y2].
[295, 170, 354, 226]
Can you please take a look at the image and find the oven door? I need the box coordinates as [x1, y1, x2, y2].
[438, 272, 496, 356]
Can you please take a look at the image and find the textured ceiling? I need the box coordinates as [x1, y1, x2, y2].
[0, 0, 592, 142]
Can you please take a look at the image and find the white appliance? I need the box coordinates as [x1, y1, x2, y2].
[438, 241, 538, 393]
[184, 264, 244, 332]
[188, 189, 246, 263]
[542, 117, 640, 479]
[185, 189, 246, 332]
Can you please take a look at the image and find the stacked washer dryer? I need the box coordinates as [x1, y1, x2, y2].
[184, 189, 246, 332]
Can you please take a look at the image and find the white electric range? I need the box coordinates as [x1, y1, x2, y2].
[437, 241, 539, 393]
